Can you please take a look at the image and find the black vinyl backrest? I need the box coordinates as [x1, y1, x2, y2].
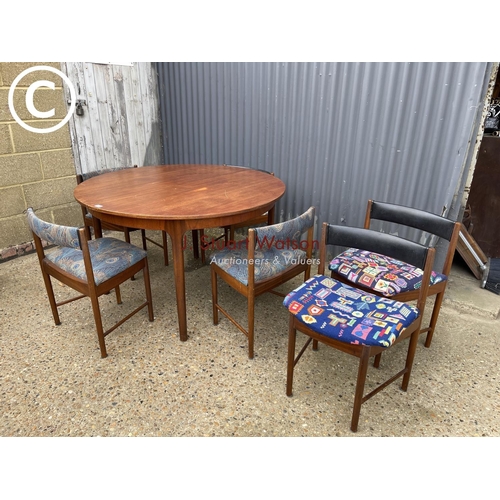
[326, 224, 429, 271]
[370, 201, 455, 241]
[77, 165, 138, 183]
[223, 164, 272, 174]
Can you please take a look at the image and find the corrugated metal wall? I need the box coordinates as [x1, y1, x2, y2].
[157, 62, 492, 263]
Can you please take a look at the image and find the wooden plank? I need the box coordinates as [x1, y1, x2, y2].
[139, 63, 162, 166]
[62, 62, 162, 175]
[60, 62, 82, 174]
[466, 136, 500, 258]
[456, 223, 488, 280]
[124, 63, 142, 166]
[81, 62, 103, 172]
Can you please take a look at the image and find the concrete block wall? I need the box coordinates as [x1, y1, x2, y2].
[0, 62, 82, 262]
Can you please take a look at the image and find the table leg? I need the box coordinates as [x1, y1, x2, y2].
[170, 226, 188, 341]
[268, 204, 275, 225]
[192, 230, 200, 259]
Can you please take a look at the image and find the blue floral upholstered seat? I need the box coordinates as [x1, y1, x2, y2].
[27, 208, 154, 358]
[210, 244, 307, 286]
[284, 222, 435, 432]
[46, 237, 148, 286]
[211, 207, 316, 359]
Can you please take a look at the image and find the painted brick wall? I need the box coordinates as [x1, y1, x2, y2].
[0, 62, 82, 261]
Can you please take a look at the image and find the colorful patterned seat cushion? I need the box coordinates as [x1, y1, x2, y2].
[329, 248, 446, 297]
[45, 237, 147, 286]
[211, 246, 307, 285]
[284, 275, 420, 348]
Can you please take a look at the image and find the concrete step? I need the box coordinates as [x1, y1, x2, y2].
[443, 257, 500, 320]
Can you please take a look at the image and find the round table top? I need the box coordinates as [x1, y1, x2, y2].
[74, 164, 286, 222]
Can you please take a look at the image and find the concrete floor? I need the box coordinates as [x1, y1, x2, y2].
[1, 229, 499, 438]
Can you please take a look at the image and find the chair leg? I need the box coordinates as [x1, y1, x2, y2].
[124, 229, 136, 281]
[89, 293, 107, 359]
[141, 230, 147, 251]
[248, 293, 255, 359]
[200, 229, 206, 264]
[93, 220, 103, 239]
[162, 231, 169, 266]
[402, 330, 420, 391]
[143, 260, 154, 321]
[312, 339, 319, 351]
[211, 266, 219, 325]
[84, 224, 92, 241]
[351, 346, 371, 432]
[115, 286, 122, 304]
[192, 230, 200, 260]
[373, 353, 382, 368]
[286, 316, 297, 397]
[424, 292, 445, 348]
[41, 271, 60, 325]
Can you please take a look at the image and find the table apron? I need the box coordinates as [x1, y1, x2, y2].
[84, 203, 277, 234]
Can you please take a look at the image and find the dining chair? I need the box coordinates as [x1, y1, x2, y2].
[76, 166, 170, 266]
[328, 200, 460, 357]
[284, 222, 435, 432]
[197, 166, 275, 264]
[211, 206, 315, 359]
[27, 208, 154, 358]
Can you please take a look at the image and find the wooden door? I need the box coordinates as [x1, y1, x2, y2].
[466, 136, 500, 258]
[61, 62, 163, 174]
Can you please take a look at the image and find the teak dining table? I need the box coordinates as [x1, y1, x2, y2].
[73, 164, 286, 341]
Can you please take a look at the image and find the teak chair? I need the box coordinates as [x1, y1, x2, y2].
[27, 208, 154, 358]
[197, 166, 276, 264]
[329, 200, 460, 355]
[76, 166, 169, 266]
[211, 206, 315, 359]
[284, 222, 435, 432]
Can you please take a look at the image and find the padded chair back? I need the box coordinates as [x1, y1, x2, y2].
[367, 200, 456, 242]
[27, 208, 81, 249]
[77, 165, 138, 184]
[254, 206, 315, 248]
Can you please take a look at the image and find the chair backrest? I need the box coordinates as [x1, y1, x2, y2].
[27, 208, 81, 249]
[254, 207, 315, 244]
[366, 200, 456, 242]
[76, 165, 138, 184]
[246, 207, 316, 288]
[27, 208, 101, 289]
[319, 222, 435, 310]
[223, 164, 272, 175]
[365, 200, 460, 275]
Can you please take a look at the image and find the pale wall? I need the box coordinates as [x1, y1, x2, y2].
[0, 62, 82, 261]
